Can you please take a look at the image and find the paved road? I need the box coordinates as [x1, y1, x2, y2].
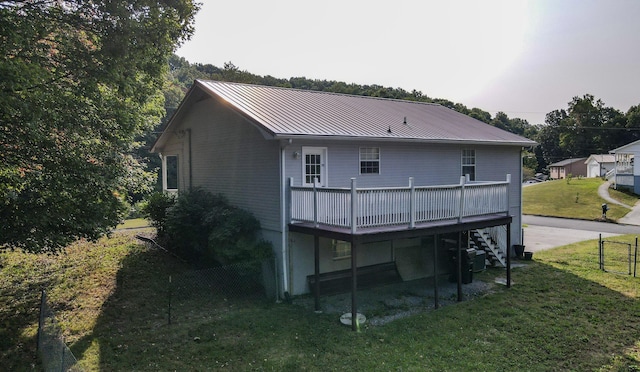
[522, 215, 640, 252]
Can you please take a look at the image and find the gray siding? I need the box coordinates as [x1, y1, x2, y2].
[285, 140, 525, 289]
[284, 140, 517, 187]
[162, 97, 282, 232]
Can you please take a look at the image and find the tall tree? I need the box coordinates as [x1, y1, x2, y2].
[0, 0, 199, 252]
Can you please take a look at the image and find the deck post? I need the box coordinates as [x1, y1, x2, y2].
[458, 176, 466, 223]
[505, 174, 511, 216]
[287, 178, 293, 224]
[313, 178, 319, 227]
[350, 178, 357, 234]
[314, 234, 320, 311]
[506, 221, 512, 288]
[457, 231, 463, 302]
[409, 177, 415, 229]
[433, 235, 439, 309]
[350, 240, 358, 331]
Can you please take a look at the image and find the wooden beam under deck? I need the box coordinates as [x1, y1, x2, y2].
[289, 213, 512, 244]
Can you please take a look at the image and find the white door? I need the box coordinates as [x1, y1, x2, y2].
[302, 147, 327, 186]
[589, 163, 599, 178]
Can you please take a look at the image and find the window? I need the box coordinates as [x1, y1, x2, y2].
[332, 239, 351, 260]
[360, 147, 380, 174]
[165, 155, 179, 191]
[461, 149, 475, 181]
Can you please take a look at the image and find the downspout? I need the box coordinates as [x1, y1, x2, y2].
[159, 153, 167, 191]
[280, 139, 291, 297]
[519, 148, 524, 245]
[186, 129, 192, 189]
[613, 152, 618, 190]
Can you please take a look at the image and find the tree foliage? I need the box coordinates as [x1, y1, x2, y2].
[536, 95, 639, 168]
[0, 0, 199, 252]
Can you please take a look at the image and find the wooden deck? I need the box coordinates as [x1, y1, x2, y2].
[289, 175, 511, 235]
[289, 213, 512, 244]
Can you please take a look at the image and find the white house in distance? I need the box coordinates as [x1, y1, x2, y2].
[151, 80, 537, 325]
[584, 154, 616, 178]
[610, 139, 639, 194]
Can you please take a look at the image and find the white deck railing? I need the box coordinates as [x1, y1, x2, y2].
[289, 175, 511, 233]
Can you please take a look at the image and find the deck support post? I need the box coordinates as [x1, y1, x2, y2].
[350, 240, 358, 331]
[457, 231, 463, 302]
[314, 234, 320, 311]
[507, 222, 512, 288]
[433, 235, 439, 309]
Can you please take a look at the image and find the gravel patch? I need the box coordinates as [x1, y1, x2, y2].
[293, 274, 500, 326]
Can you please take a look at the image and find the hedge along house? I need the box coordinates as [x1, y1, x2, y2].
[152, 80, 537, 328]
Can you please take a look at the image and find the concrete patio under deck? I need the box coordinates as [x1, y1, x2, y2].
[292, 270, 512, 327]
[289, 213, 513, 331]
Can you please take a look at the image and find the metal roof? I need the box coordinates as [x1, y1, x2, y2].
[584, 154, 615, 164]
[159, 80, 538, 148]
[549, 157, 588, 167]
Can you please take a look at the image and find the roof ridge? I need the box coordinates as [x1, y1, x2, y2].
[196, 79, 444, 108]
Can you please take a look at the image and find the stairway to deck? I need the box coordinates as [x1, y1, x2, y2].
[469, 229, 506, 267]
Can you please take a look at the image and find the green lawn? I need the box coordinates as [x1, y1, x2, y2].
[523, 178, 638, 220]
[116, 218, 151, 229]
[1, 231, 639, 370]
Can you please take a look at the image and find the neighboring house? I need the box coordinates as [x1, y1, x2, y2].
[548, 158, 588, 179]
[584, 154, 616, 178]
[151, 80, 537, 320]
[610, 140, 639, 194]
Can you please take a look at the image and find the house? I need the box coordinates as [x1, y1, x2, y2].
[609, 140, 639, 194]
[548, 158, 588, 179]
[151, 80, 537, 327]
[584, 154, 616, 178]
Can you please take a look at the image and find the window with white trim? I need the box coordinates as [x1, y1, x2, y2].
[360, 147, 380, 174]
[165, 155, 179, 191]
[305, 153, 322, 184]
[332, 239, 351, 260]
[461, 149, 476, 181]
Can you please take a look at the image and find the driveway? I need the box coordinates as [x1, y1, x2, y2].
[522, 215, 640, 252]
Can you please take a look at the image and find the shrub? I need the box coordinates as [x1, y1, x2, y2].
[142, 192, 176, 238]
[145, 188, 273, 266]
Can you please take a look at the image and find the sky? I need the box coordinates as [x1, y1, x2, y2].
[175, 0, 640, 125]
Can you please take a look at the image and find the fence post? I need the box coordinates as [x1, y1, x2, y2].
[635, 236, 638, 278]
[60, 342, 66, 372]
[409, 177, 415, 229]
[599, 234, 603, 271]
[168, 275, 172, 325]
[37, 289, 46, 352]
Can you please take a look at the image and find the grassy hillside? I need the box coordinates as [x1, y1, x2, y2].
[1, 230, 639, 370]
[523, 178, 638, 220]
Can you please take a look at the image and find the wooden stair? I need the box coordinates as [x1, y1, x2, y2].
[470, 229, 506, 267]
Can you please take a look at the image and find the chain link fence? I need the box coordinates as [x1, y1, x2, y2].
[599, 236, 638, 277]
[168, 258, 277, 325]
[37, 290, 82, 372]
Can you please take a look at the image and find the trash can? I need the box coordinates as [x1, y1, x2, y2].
[473, 249, 486, 272]
[513, 244, 525, 259]
[448, 248, 475, 284]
